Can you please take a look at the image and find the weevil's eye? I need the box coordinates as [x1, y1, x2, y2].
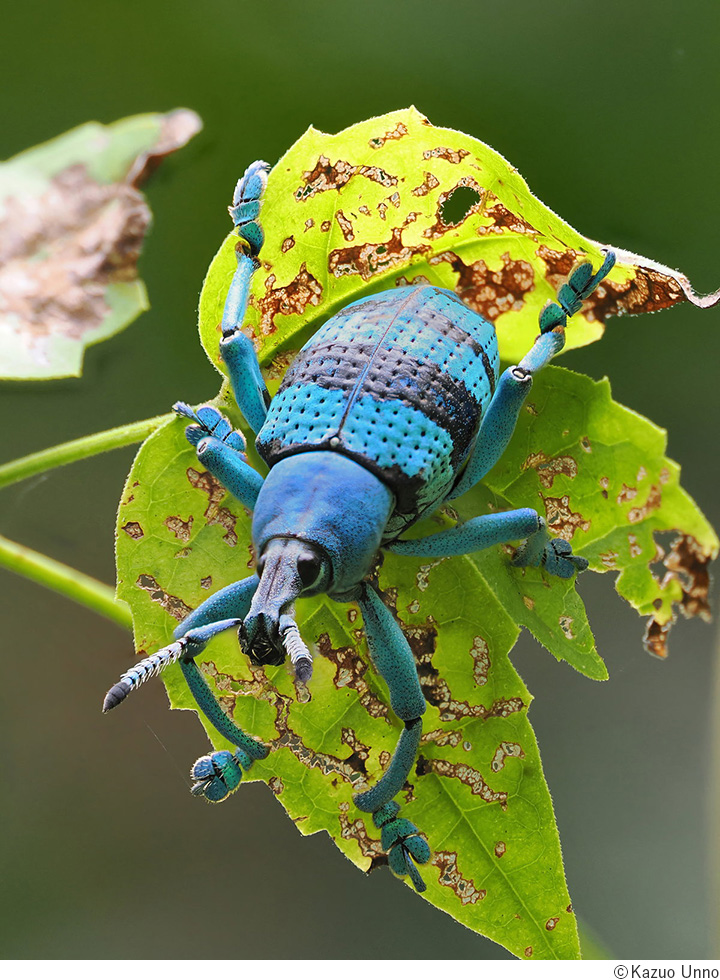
[297, 551, 322, 589]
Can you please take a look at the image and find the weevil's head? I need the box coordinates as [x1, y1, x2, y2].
[242, 451, 395, 676]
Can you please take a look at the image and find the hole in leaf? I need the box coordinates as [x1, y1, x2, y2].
[440, 185, 481, 226]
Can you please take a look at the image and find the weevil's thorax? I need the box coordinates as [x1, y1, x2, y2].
[252, 452, 395, 594]
[256, 286, 500, 536]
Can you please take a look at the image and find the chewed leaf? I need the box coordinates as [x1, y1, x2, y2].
[198, 106, 719, 374]
[0, 109, 202, 380]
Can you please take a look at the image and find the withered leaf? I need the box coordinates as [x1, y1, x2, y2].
[0, 109, 202, 380]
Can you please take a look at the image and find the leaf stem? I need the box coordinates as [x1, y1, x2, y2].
[0, 533, 133, 631]
[0, 413, 174, 490]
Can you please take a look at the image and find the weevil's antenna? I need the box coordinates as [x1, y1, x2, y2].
[103, 618, 243, 711]
[279, 614, 313, 682]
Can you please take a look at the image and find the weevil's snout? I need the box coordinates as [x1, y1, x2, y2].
[239, 537, 326, 677]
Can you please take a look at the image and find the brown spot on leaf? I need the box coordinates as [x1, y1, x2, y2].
[186, 468, 239, 546]
[644, 618, 671, 659]
[522, 595, 535, 611]
[546, 917, 560, 931]
[523, 452, 578, 489]
[491, 741, 525, 772]
[559, 616, 575, 639]
[317, 632, 388, 719]
[600, 550, 618, 569]
[295, 156, 398, 201]
[412, 172, 440, 197]
[423, 146, 470, 164]
[542, 494, 590, 540]
[581, 436, 592, 453]
[645, 533, 717, 657]
[415, 557, 447, 591]
[368, 122, 408, 148]
[477, 198, 539, 239]
[200, 576, 212, 590]
[136, 573, 192, 622]
[627, 485, 662, 524]
[430, 250, 534, 322]
[320, 220, 332, 232]
[628, 533, 642, 558]
[617, 483, 638, 504]
[336, 210, 355, 242]
[255, 262, 323, 336]
[328, 226, 430, 281]
[420, 728, 464, 748]
[418, 756, 508, 806]
[281, 236, 295, 252]
[524, 947, 534, 958]
[494, 841, 506, 858]
[121, 521, 144, 539]
[432, 850, 486, 904]
[338, 802, 386, 868]
[269, 776, 284, 796]
[164, 514, 194, 542]
[304, 218, 314, 231]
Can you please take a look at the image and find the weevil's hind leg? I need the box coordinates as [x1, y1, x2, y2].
[103, 575, 269, 802]
[337, 583, 431, 893]
[448, 251, 616, 501]
[173, 402, 264, 510]
[219, 160, 272, 435]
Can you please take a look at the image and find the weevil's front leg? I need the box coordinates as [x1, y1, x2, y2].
[448, 251, 616, 500]
[339, 583, 431, 893]
[387, 509, 588, 579]
[219, 160, 272, 435]
[173, 403, 264, 510]
[104, 576, 269, 801]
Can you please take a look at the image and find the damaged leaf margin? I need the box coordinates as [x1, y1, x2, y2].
[197, 107, 719, 377]
[0, 109, 202, 380]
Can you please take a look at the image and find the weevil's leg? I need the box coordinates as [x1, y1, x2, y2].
[195, 434, 263, 510]
[387, 509, 588, 579]
[339, 583, 430, 892]
[219, 161, 272, 435]
[173, 404, 264, 510]
[104, 576, 269, 802]
[174, 575, 259, 638]
[448, 251, 616, 500]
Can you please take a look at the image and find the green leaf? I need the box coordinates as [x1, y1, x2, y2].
[0, 109, 202, 380]
[115, 109, 718, 958]
[198, 106, 719, 377]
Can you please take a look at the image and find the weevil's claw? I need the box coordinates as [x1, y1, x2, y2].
[373, 801, 430, 893]
[172, 402, 246, 454]
[190, 748, 255, 803]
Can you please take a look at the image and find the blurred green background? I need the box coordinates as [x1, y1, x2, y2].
[1, 0, 719, 960]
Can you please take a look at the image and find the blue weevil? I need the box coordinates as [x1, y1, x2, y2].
[104, 160, 615, 893]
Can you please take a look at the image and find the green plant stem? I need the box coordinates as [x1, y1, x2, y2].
[0, 533, 133, 630]
[0, 412, 174, 490]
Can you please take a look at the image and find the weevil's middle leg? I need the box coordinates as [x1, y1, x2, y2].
[336, 583, 431, 892]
